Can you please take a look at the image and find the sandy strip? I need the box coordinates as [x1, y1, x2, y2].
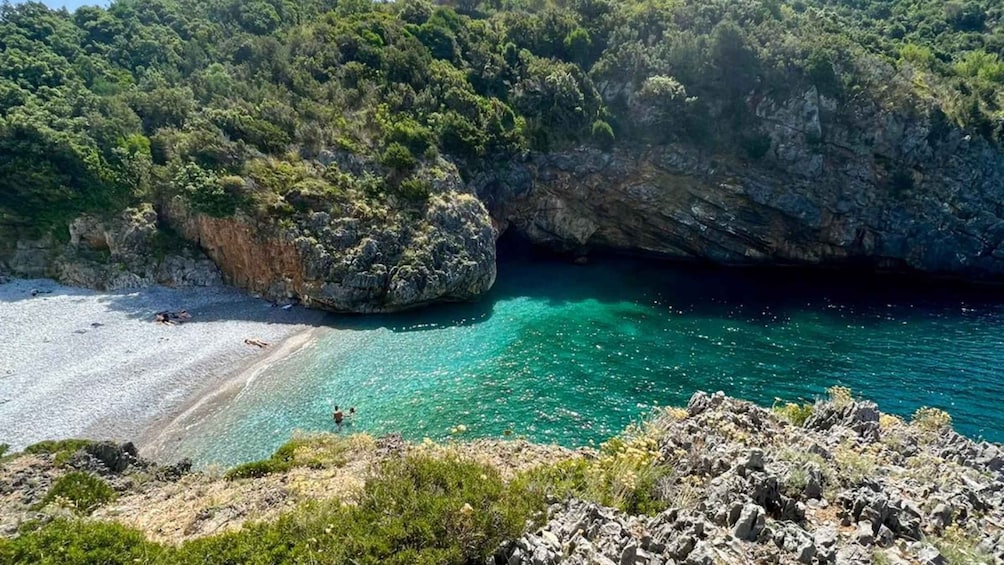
[138, 326, 324, 462]
[0, 278, 330, 457]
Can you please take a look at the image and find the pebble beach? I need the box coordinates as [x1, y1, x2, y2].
[0, 278, 329, 456]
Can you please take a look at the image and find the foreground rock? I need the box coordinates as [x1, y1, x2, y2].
[3, 394, 1001, 563]
[498, 392, 1004, 564]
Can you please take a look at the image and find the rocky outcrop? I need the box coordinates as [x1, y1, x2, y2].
[483, 88, 1004, 280]
[1, 204, 221, 290]
[163, 190, 496, 313]
[498, 392, 1004, 564]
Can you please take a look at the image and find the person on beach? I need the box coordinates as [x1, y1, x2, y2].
[348, 407, 356, 425]
[155, 311, 174, 325]
[244, 338, 269, 348]
[333, 406, 344, 429]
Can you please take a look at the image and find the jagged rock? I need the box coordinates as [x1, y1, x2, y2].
[741, 449, 764, 471]
[929, 502, 953, 531]
[166, 181, 497, 312]
[496, 391, 1004, 564]
[82, 441, 139, 474]
[855, 520, 875, 546]
[484, 87, 1004, 283]
[915, 545, 947, 565]
[2, 204, 222, 291]
[731, 503, 765, 541]
[804, 401, 880, 441]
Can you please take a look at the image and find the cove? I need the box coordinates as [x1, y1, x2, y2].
[171, 255, 1004, 468]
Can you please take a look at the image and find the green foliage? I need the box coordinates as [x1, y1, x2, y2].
[591, 119, 615, 150]
[381, 142, 418, 171]
[0, 443, 9, 459]
[41, 472, 116, 515]
[174, 163, 240, 217]
[24, 439, 92, 466]
[0, 520, 162, 565]
[1, 452, 546, 564]
[772, 400, 814, 426]
[931, 525, 996, 564]
[912, 406, 953, 433]
[225, 439, 300, 480]
[520, 415, 673, 515]
[398, 177, 432, 201]
[2, 0, 1004, 236]
[827, 385, 854, 407]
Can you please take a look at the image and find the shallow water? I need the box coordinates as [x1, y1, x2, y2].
[175, 256, 1004, 468]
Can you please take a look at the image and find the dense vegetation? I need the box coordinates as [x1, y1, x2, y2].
[0, 452, 545, 565]
[1, 0, 1001, 234]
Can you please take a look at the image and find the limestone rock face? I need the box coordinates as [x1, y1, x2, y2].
[482, 88, 1004, 280]
[164, 191, 496, 313]
[1, 204, 221, 290]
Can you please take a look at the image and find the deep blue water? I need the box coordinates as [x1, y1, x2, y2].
[173, 256, 1004, 467]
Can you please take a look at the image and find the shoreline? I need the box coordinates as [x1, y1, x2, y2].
[0, 278, 330, 456]
[138, 326, 326, 463]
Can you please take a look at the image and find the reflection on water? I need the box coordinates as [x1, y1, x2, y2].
[174, 257, 1004, 468]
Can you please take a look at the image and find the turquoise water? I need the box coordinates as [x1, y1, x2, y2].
[177, 257, 1004, 468]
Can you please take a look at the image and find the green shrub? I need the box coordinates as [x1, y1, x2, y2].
[772, 400, 814, 426]
[381, 142, 417, 171]
[174, 163, 239, 217]
[827, 385, 854, 407]
[42, 472, 116, 515]
[225, 440, 299, 480]
[591, 120, 615, 150]
[931, 524, 996, 565]
[24, 439, 92, 466]
[0, 519, 161, 565]
[0, 443, 9, 459]
[912, 406, 953, 433]
[397, 177, 431, 201]
[190, 454, 545, 564]
[520, 425, 668, 515]
[388, 119, 435, 154]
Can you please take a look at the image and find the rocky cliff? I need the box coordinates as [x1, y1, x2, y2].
[483, 87, 1004, 279]
[0, 204, 220, 291]
[163, 187, 496, 313]
[7, 87, 1004, 310]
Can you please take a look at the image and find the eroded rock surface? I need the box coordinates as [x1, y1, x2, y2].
[498, 392, 1004, 564]
[484, 89, 1004, 280]
[164, 189, 496, 313]
[1, 204, 220, 290]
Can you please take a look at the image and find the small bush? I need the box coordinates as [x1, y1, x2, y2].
[833, 441, 879, 486]
[932, 524, 995, 564]
[42, 472, 116, 515]
[381, 142, 417, 171]
[0, 443, 9, 459]
[24, 439, 92, 466]
[912, 406, 953, 433]
[397, 177, 431, 201]
[224, 435, 358, 480]
[591, 120, 615, 151]
[225, 440, 299, 480]
[827, 385, 854, 407]
[772, 401, 814, 426]
[192, 454, 544, 564]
